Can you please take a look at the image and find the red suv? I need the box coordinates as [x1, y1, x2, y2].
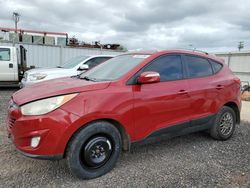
[7, 50, 241, 179]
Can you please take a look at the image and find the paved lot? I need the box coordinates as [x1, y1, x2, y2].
[0, 88, 249, 187]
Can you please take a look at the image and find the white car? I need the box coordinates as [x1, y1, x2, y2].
[20, 55, 114, 87]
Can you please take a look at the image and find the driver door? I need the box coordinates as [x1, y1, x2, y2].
[132, 55, 191, 140]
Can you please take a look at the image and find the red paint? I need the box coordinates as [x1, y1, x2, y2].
[137, 71, 160, 84]
[7, 50, 241, 157]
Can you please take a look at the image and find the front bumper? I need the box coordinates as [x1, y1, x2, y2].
[6, 102, 80, 159]
[17, 148, 63, 160]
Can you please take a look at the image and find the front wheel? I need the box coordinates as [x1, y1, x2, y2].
[66, 121, 122, 179]
[210, 106, 236, 140]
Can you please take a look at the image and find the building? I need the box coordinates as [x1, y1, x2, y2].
[0, 27, 68, 46]
[0, 27, 125, 67]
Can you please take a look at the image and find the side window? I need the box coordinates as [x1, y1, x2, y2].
[185, 55, 213, 78]
[143, 55, 183, 81]
[210, 60, 223, 73]
[85, 57, 111, 69]
[0, 48, 11, 61]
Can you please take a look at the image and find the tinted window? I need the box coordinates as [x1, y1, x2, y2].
[85, 57, 111, 69]
[185, 56, 213, 78]
[0, 48, 10, 61]
[143, 55, 183, 81]
[210, 60, 222, 73]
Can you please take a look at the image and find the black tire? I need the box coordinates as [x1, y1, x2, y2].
[210, 106, 236, 140]
[66, 121, 122, 179]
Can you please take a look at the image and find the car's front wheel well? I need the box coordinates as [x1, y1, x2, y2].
[64, 119, 131, 158]
[223, 102, 240, 124]
[102, 119, 131, 151]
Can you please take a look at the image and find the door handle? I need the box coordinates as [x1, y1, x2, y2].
[9, 63, 13, 68]
[216, 85, 224, 90]
[178, 89, 188, 95]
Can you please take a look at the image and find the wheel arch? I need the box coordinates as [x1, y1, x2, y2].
[103, 118, 131, 151]
[63, 118, 131, 158]
[223, 101, 240, 124]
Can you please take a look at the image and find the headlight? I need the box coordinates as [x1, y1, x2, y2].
[29, 73, 47, 81]
[21, 93, 78, 115]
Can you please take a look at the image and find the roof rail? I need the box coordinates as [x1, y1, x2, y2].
[175, 48, 209, 55]
[192, 49, 209, 55]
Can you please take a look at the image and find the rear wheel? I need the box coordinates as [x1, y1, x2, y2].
[210, 106, 236, 140]
[66, 121, 121, 179]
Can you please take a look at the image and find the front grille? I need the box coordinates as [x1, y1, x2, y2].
[8, 117, 16, 130]
[7, 99, 19, 130]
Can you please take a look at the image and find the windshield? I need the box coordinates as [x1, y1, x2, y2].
[80, 54, 150, 81]
[60, 56, 90, 69]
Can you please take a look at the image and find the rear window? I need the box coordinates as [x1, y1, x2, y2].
[185, 55, 213, 78]
[210, 60, 223, 73]
[0, 48, 10, 61]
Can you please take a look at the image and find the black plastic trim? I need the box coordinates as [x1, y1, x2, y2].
[133, 114, 216, 144]
[17, 149, 63, 160]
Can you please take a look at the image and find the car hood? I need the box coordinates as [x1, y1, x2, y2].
[26, 67, 75, 76]
[13, 77, 111, 105]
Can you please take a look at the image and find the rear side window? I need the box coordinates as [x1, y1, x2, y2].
[143, 55, 183, 81]
[0, 48, 10, 61]
[185, 55, 213, 78]
[210, 60, 223, 73]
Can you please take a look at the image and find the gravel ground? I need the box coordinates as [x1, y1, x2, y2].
[0, 88, 250, 188]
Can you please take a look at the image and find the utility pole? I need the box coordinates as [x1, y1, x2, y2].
[238, 41, 244, 51]
[13, 12, 20, 33]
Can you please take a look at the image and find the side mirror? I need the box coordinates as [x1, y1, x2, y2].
[78, 64, 89, 71]
[137, 71, 160, 84]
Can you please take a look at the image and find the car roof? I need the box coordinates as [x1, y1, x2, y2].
[88, 54, 117, 58]
[125, 49, 224, 63]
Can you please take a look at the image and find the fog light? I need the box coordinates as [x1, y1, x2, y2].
[31, 136, 41, 148]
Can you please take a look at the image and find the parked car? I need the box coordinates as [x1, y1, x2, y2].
[7, 50, 241, 179]
[20, 55, 114, 87]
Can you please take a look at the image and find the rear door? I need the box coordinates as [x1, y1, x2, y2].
[183, 55, 218, 124]
[0, 47, 15, 81]
[132, 54, 192, 140]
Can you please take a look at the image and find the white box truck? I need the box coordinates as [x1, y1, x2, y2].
[0, 45, 28, 87]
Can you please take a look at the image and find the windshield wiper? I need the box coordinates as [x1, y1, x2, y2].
[71, 75, 80, 78]
[56, 66, 62, 68]
[81, 76, 97, 82]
